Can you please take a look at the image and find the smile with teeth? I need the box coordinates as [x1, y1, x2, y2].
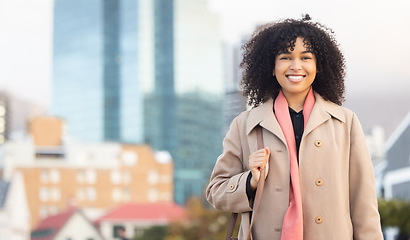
[286, 75, 306, 82]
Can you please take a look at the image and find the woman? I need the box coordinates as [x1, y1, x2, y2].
[206, 15, 383, 240]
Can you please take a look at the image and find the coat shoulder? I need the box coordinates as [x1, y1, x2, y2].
[230, 109, 251, 129]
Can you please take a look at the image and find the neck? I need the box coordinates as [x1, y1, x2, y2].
[281, 89, 310, 112]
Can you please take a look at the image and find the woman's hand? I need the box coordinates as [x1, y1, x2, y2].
[249, 147, 270, 191]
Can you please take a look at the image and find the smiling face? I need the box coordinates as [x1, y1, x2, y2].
[274, 37, 317, 102]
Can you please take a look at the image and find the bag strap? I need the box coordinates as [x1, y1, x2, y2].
[225, 125, 266, 240]
[225, 212, 238, 240]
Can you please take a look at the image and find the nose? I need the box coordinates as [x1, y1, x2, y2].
[290, 59, 302, 70]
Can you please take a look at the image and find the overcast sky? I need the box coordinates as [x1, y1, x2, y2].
[1, 0, 409, 114]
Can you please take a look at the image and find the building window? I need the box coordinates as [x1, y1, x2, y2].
[86, 169, 97, 184]
[148, 188, 158, 202]
[39, 205, 48, 219]
[112, 187, 121, 202]
[39, 187, 49, 201]
[50, 169, 60, 183]
[147, 170, 159, 185]
[110, 170, 121, 185]
[76, 170, 85, 183]
[123, 188, 131, 202]
[121, 151, 138, 166]
[76, 188, 84, 201]
[51, 187, 61, 201]
[87, 187, 97, 201]
[40, 169, 49, 183]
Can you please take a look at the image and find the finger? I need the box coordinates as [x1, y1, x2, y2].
[253, 148, 268, 156]
[251, 152, 268, 159]
[250, 155, 268, 162]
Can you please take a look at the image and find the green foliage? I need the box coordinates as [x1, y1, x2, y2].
[133, 197, 239, 240]
[133, 225, 167, 240]
[166, 197, 239, 240]
[378, 198, 410, 235]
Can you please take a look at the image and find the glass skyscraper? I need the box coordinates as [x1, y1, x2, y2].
[143, 0, 225, 204]
[52, 0, 142, 143]
[53, 0, 224, 205]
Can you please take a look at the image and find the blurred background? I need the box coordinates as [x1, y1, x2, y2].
[0, 0, 409, 239]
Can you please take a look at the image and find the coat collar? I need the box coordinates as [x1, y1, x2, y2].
[246, 91, 346, 141]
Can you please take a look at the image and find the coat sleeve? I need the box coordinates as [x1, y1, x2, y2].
[349, 113, 383, 240]
[206, 116, 253, 213]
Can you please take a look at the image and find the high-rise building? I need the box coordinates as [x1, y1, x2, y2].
[222, 41, 248, 134]
[52, 0, 142, 143]
[52, 0, 225, 205]
[142, 0, 176, 155]
[143, 0, 225, 204]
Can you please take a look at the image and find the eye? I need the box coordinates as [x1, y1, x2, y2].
[280, 56, 290, 60]
[302, 56, 312, 60]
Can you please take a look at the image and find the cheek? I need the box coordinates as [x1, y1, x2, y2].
[307, 63, 317, 75]
[274, 62, 286, 74]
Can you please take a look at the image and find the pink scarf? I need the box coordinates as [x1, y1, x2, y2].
[274, 88, 315, 240]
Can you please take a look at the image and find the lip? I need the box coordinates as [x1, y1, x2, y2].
[286, 74, 306, 83]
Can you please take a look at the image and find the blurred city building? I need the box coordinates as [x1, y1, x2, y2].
[365, 126, 387, 197]
[2, 116, 174, 229]
[0, 91, 46, 145]
[52, 0, 142, 143]
[222, 40, 248, 134]
[52, 0, 225, 205]
[142, 0, 225, 204]
[0, 172, 30, 240]
[30, 208, 104, 240]
[96, 202, 186, 240]
[381, 111, 410, 200]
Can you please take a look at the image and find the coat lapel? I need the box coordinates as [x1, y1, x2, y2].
[246, 98, 287, 146]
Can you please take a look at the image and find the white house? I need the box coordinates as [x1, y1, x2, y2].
[0, 171, 30, 240]
[30, 208, 104, 240]
[96, 202, 186, 240]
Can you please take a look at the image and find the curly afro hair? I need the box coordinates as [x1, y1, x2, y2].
[240, 14, 346, 107]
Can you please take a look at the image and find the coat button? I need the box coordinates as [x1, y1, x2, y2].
[315, 216, 323, 224]
[315, 140, 322, 147]
[229, 185, 234, 190]
[315, 178, 324, 186]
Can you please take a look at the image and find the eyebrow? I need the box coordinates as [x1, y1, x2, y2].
[278, 50, 313, 55]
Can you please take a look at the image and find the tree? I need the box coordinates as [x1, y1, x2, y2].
[133, 226, 167, 240]
[132, 197, 239, 240]
[378, 198, 410, 238]
[166, 196, 239, 240]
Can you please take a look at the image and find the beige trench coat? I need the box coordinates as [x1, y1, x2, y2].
[206, 92, 383, 240]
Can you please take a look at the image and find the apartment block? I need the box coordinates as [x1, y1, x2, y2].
[2, 117, 173, 229]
